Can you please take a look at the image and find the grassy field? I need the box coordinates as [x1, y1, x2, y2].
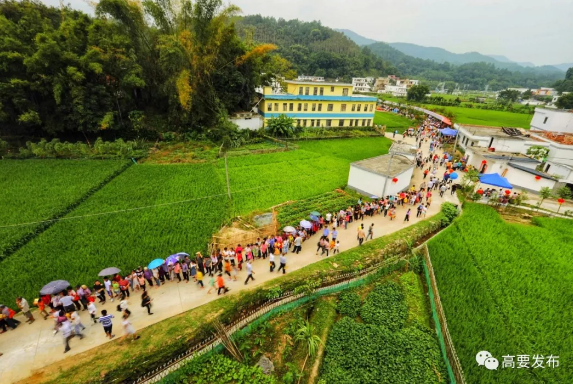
[0, 160, 127, 258]
[428, 204, 573, 384]
[373, 111, 414, 133]
[0, 137, 392, 306]
[420, 104, 533, 128]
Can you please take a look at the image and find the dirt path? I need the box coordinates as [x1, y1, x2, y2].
[0, 135, 458, 384]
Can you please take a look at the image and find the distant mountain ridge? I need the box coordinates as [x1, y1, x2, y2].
[336, 29, 564, 75]
[334, 29, 378, 46]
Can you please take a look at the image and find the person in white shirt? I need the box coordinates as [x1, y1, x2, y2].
[269, 253, 275, 272]
[103, 277, 114, 302]
[70, 311, 85, 337]
[122, 313, 140, 341]
[325, 212, 332, 224]
[87, 301, 97, 324]
[61, 320, 77, 353]
[244, 261, 255, 285]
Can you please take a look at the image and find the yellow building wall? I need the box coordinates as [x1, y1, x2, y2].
[260, 100, 376, 114]
[285, 83, 354, 96]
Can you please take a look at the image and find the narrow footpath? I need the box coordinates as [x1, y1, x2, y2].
[0, 135, 459, 384]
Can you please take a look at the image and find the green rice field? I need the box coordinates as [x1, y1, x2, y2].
[0, 137, 391, 306]
[373, 111, 415, 133]
[428, 204, 573, 384]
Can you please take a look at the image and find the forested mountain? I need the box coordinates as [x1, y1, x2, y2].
[388, 42, 563, 75]
[366, 42, 565, 90]
[334, 29, 378, 46]
[235, 16, 396, 80]
[337, 29, 564, 79]
[0, 0, 285, 138]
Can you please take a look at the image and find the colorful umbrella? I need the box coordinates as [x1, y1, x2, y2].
[148, 258, 165, 269]
[450, 172, 459, 180]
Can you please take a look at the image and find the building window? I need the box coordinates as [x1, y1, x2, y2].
[545, 164, 551, 172]
[357, 104, 361, 112]
[303, 119, 307, 127]
[543, 117, 548, 124]
[297, 119, 301, 126]
[299, 87, 303, 95]
[283, 103, 287, 111]
[343, 88, 348, 96]
[338, 120, 344, 127]
[311, 119, 315, 127]
[327, 104, 333, 111]
[341, 104, 347, 112]
[369, 104, 373, 112]
[274, 103, 279, 111]
[305, 87, 309, 95]
[318, 104, 322, 112]
[349, 120, 353, 127]
[313, 87, 318, 96]
[326, 119, 332, 127]
[352, 104, 356, 112]
[289, 103, 293, 111]
[331, 86, 335, 92]
[298, 103, 302, 111]
[367, 119, 371, 126]
[312, 103, 316, 112]
[320, 87, 324, 95]
[267, 103, 272, 112]
[355, 119, 359, 126]
[304, 103, 308, 111]
[362, 119, 366, 126]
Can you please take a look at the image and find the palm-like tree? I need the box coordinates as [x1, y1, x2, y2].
[295, 321, 322, 384]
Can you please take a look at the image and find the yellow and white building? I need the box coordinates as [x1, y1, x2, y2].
[258, 80, 377, 128]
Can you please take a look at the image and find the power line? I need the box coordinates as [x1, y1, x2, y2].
[0, 168, 343, 229]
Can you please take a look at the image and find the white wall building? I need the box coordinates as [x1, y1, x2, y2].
[352, 78, 372, 93]
[464, 147, 559, 193]
[297, 75, 325, 82]
[230, 112, 263, 130]
[531, 108, 573, 133]
[379, 85, 408, 97]
[348, 154, 415, 198]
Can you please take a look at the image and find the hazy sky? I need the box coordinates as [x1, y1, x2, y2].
[46, 0, 573, 66]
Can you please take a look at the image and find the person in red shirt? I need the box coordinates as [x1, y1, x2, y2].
[119, 277, 130, 300]
[235, 244, 243, 271]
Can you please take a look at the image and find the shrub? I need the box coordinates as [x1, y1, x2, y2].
[440, 202, 459, 227]
[336, 290, 360, 318]
[360, 282, 407, 331]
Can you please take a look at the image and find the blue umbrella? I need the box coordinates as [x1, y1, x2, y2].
[300, 220, 312, 229]
[309, 214, 319, 221]
[450, 172, 459, 180]
[310, 211, 320, 217]
[148, 258, 165, 269]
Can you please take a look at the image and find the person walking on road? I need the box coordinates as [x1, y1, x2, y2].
[366, 224, 374, 241]
[122, 312, 140, 341]
[141, 291, 153, 315]
[98, 310, 115, 339]
[16, 297, 35, 324]
[293, 235, 302, 254]
[278, 254, 287, 274]
[358, 227, 365, 246]
[217, 274, 229, 295]
[61, 319, 78, 353]
[244, 261, 255, 285]
[404, 209, 411, 222]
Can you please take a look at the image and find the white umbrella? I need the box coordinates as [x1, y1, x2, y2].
[283, 226, 296, 233]
[300, 220, 312, 229]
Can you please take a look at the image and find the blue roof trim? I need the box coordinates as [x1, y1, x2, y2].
[262, 94, 377, 102]
[260, 111, 375, 119]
